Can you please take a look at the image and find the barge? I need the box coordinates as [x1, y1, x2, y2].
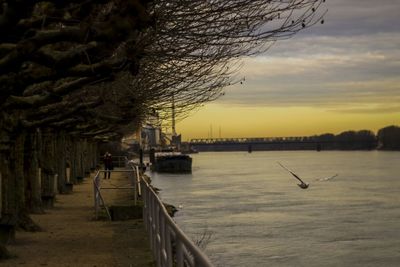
[151, 152, 192, 173]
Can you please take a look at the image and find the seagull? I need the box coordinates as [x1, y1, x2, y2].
[278, 162, 309, 189]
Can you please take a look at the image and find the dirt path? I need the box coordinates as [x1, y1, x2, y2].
[3, 169, 155, 267]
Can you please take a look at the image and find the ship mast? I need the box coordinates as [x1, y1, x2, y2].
[172, 94, 176, 136]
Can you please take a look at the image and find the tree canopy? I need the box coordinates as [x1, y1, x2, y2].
[378, 125, 400, 150]
[1, 0, 154, 144]
[133, 0, 327, 126]
[1, 0, 327, 141]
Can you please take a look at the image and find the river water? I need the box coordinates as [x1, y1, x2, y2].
[147, 151, 400, 267]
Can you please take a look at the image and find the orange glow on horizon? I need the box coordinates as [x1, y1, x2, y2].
[176, 104, 399, 141]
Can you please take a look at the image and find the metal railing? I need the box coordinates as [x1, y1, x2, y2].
[112, 156, 128, 168]
[93, 156, 140, 220]
[94, 169, 138, 220]
[128, 163, 214, 267]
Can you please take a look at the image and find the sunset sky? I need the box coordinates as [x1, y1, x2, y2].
[176, 0, 400, 141]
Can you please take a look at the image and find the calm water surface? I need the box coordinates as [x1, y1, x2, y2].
[147, 151, 400, 267]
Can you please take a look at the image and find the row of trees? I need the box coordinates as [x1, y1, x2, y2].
[314, 126, 400, 150]
[316, 130, 377, 150]
[0, 0, 326, 257]
[377, 125, 400, 150]
[0, 0, 156, 256]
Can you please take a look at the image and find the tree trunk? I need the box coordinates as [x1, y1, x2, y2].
[54, 131, 67, 193]
[23, 129, 44, 214]
[10, 131, 25, 221]
[0, 243, 12, 259]
[39, 128, 56, 197]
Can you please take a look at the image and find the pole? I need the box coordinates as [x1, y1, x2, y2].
[136, 167, 141, 196]
[134, 166, 139, 205]
[149, 148, 155, 164]
[139, 148, 144, 170]
[172, 95, 176, 136]
[94, 172, 99, 219]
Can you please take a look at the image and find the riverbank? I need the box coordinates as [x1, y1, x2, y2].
[2, 169, 155, 267]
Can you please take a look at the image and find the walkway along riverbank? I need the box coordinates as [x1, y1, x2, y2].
[3, 168, 155, 266]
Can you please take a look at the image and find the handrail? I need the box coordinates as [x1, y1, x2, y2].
[93, 156, 137, 220]
[129, 163, 214, 267]
[112, 155, 127, 168]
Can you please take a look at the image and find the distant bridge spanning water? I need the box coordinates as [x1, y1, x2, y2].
[188, 136, 377, 152]
[190, 136, 317, 144]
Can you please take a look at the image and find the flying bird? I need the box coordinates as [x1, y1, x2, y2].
[278, 162, 309, 189]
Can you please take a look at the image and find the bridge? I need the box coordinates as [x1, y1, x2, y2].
[188, 136, 323, 152]
[190, 136, 316, 144]
[188, 136, 377, 152]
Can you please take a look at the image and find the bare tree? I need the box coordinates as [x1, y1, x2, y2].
[130, 0, 327, 126]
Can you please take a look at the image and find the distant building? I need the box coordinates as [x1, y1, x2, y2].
[141, 123, 162, 150]
[122, 109, 186, 152]
[122, 122, 162, 151]
[171, 134, 181, 150]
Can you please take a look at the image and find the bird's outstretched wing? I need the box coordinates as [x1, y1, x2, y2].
[277, 162, 308, 185]
[288, 170, 307, 184]
[327, 174, 338, 180]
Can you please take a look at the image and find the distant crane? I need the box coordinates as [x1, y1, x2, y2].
[277, 162, 309, 189]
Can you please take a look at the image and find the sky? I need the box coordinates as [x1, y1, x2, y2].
[177, 0, 400, 141]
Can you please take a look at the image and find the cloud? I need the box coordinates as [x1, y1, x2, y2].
[329, 104, 400, 114]
[207, 1, 400, 116]
[304, 0, 400, 36]
[268, 33, 400, 58]
[217, 27, 400, 115]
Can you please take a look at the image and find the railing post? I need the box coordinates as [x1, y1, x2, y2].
[165, 226, 173, 267]
[176, 240, 184, 267]
[136, 166, 141, 196]
[133, 166, 138, 205]
[155, 204, 161, 266]
[150, 194, 156, 257]
[93, 172, 100, 219]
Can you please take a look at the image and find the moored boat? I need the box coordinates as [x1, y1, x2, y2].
[151, 152, 192, 173]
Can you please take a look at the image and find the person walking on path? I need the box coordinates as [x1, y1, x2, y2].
[103, 152, 113, 179]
